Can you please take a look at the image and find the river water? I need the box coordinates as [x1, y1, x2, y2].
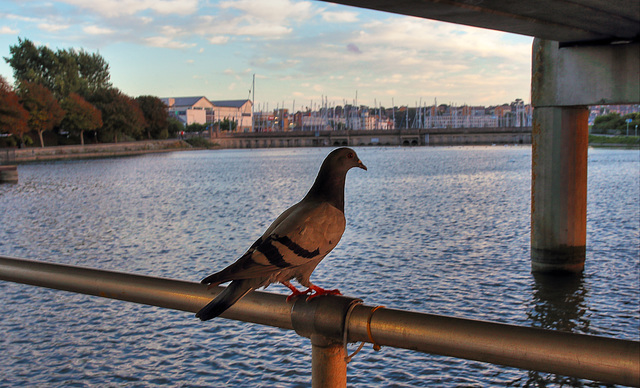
[0, 146, 638, 387]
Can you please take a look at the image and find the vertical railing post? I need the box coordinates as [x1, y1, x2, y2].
[291, 296, 362, 388]
[311, 336, 347, 388]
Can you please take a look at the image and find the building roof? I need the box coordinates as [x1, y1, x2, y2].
[210, 99, 252, 108]
[160, 96, 212, 108]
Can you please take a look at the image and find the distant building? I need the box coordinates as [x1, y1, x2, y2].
[210, 100, 253, 132]
[161, 97, 253, 132]
[161, 96, 214, 126]
[589, 104, 640, 125]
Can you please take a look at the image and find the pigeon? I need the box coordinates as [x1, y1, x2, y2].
[196, 147, 367, 321]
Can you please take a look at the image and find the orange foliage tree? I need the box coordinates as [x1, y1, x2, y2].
[61, 93, 102, 145]
[0, 75, 30, 145]
[18, 81, 65, 147]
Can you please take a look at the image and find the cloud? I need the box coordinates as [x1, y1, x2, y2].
[346, 43, 361, 54]
[83, 25, 114, 35]
[38, 23, 70, 32]
[58, 0, 199, 17]
[219, 0, 314, 23]
[208, 35, 229, 45]
[143, 36, 196, 49]
[321, 10, 358, 23]
[201, 0, 313, 38]
[0, 26, 19, 34]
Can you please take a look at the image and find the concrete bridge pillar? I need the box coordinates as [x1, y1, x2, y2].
[531, 106, 588, 272]
[530, 39, 639, 273]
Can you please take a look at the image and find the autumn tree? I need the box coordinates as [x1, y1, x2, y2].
[18, 81, 65, 147]
[61, 93, 102, 145]
[135, 95, 169, 139]
[0, 75, 30, 145]
[88, 88, 145, 143]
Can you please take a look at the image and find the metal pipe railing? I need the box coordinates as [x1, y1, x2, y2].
[1, 255, 638, 387]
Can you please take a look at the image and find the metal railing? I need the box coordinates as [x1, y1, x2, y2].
[0, 255, 638, 387]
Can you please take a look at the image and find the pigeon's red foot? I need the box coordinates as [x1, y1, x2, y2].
[306, 285, 341, 301]
[282, 281, 311, 302]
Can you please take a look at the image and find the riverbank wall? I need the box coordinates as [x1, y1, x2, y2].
[211, 127, 532, 148]
[4, 140, 192, 164]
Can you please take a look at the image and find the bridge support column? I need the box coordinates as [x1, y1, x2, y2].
[530, 38, 639, 273]
[531, 106, 588, 272]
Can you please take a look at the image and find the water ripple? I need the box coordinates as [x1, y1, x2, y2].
[0, 146, 638, 387]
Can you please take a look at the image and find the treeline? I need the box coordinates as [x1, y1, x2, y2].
[591, 112, 640, 135]
[0, 38, 182, 148]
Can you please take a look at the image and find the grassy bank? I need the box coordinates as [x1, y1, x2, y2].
[589, 135, 640, 148]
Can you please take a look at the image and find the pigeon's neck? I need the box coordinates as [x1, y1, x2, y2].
[305, 169, 347, 212]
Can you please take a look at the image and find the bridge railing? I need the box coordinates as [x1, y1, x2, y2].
[0, 255, 638, 387]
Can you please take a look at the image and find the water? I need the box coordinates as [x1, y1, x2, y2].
[0, 146, 638, 387]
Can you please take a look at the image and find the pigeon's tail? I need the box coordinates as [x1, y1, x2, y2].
[196, 280, 254, 321]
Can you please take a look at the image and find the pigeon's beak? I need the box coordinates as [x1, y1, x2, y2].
[358, 159, 367, 171]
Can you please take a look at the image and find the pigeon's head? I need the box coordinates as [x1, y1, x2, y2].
[325, 147, 367, 173]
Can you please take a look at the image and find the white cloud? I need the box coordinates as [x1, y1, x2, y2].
[321, 11, 358, 23]
[38, 23, 70, 32]
[59, 0, 199, 18]
[0, 26, 19, 34]
[143, 36, 196, 49]
[83, 25, 115, 35]
[208, 35, 229, 45]
[219, 0, 314, 23]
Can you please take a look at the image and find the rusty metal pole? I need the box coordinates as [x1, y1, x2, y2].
[311, 336, 347, 388]
[291, 296, 361, 388]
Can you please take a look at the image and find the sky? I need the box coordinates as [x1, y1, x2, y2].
[0, 0, 533, 110]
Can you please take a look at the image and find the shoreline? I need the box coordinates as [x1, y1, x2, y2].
[2, 138, 637, 165]
[7, 139, 196, 164]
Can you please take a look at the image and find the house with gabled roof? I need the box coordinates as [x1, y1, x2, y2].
[161, 97, 253, 132]
[160, 96, 215, 126]
[210, 99, 253, 132]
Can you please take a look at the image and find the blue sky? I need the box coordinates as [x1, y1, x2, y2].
[0, 0, 533, 109]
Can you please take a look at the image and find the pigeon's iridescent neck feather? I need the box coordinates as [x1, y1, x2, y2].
[305, 167, 348, 212]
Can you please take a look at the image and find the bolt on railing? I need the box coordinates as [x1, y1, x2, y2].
[0, 255, 638, 387]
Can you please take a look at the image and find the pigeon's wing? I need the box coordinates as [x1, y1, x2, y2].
[201, 200, 345, 285]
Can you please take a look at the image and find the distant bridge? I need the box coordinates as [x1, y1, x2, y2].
[211, 127, 531, 148]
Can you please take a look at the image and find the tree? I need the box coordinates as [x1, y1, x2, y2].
[60, 93, 102, 145]
[219, 118, 237, 131]
[167, 116, 183, 138]
[592, 112, 624, 133]
[0, 75, 30, 145]
[18, 81, 65, 147]
[76, 50, 111, 96]
[135, 95, 169, 139]
[4, 37, 111, 98]
[4, 38, 57, 91]
[88, 88, 145, 143]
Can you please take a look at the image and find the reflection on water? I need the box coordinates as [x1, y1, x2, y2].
[0, 146, 638, 387]
[524, 273, 594, 387]
[530, 273, 588, 333]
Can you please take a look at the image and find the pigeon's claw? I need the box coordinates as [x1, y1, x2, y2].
[306, 285, 342, 301]
[283, 281, 312, 301]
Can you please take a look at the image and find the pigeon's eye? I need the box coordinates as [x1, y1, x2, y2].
[347, 152, 354, 159]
